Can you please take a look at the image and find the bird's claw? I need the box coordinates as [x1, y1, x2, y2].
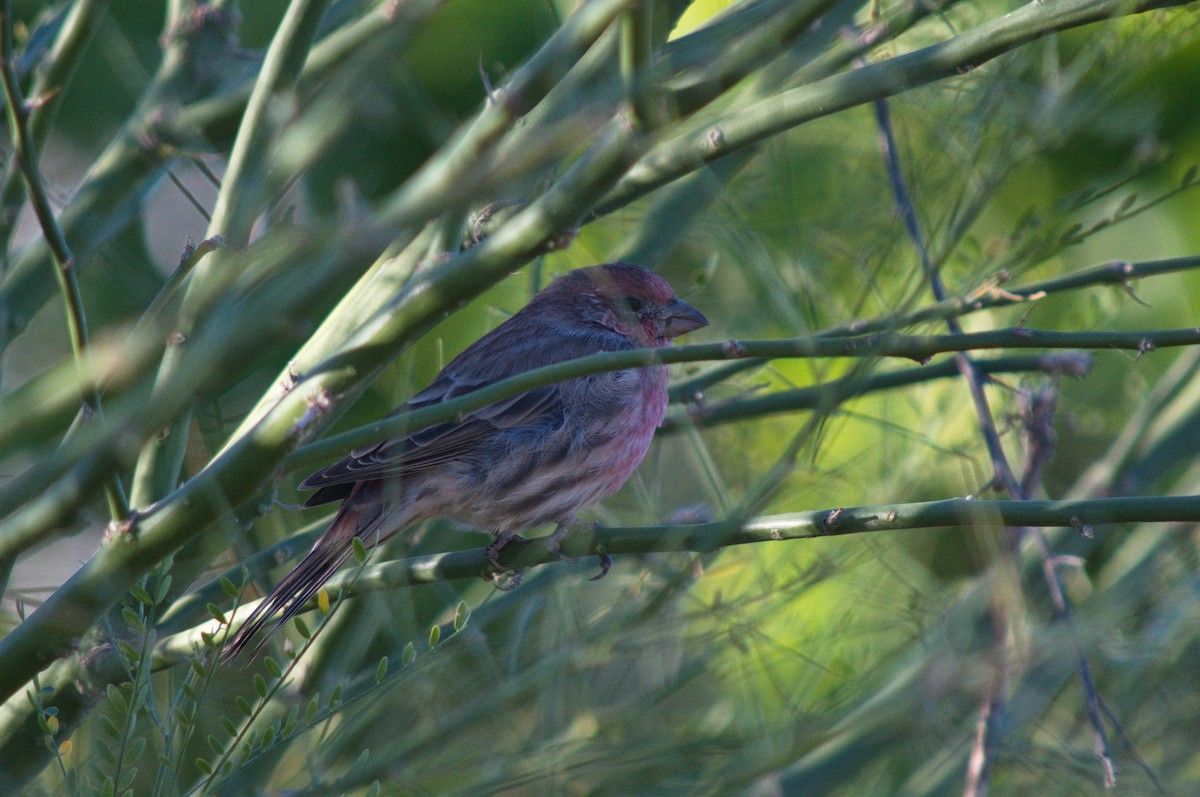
[483, 532, 526, 590]
[589, 551, 613, 581]
[549, 521, 612, 580]
[488, 567, 526, 591]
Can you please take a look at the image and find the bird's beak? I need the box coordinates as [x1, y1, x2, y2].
[662, 298, 709, 338]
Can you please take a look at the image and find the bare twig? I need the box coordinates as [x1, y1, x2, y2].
[870, 86, 1121, 790]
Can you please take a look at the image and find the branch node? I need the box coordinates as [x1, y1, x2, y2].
[102, 512, 138, 543]
[821, 507, 844, 533]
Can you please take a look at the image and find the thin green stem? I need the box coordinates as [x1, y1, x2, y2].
[0, 0, 108, 265]
[130, 0, 331, 509]
[0, 0, 128, 520]
[290, 326, 1194, 470]
[663, 353, 1087, 433]
[154, 492, 1200, 656]
[595, 0, 1189, 215]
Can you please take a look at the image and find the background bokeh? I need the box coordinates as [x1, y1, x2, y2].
[2, 0, 1199, 794]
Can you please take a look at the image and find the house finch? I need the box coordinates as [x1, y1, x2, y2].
[221, 262, 707, 660]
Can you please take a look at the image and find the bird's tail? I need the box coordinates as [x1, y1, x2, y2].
[220, 486, 384, 663]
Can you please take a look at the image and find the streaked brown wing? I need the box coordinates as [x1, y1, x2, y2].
[299, 320, 628, 507]
[298, 382, 561, 501]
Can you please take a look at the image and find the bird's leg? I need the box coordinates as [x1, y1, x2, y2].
[546, 522, 580, 564]
[547, 519, 612, 581]
[484, 531, 527, 590]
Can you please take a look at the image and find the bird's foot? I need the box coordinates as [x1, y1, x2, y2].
[589, 551, 613, 581]
[547, 520, 612, 581]
[547, 522, 580, 563]
[483, 531, 527, 590]
[488, 568, 526, 592]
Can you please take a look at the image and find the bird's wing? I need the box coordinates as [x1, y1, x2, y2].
[298, 326, 620, 500]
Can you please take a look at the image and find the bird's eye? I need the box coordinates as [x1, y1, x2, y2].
[625, 296, 644, 313]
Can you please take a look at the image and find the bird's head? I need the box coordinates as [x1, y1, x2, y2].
[545, 262, 708, 347]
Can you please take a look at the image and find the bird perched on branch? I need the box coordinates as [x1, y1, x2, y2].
[221, 262, 708, 660]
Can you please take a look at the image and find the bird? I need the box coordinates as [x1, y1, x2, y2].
[220, 262, 708, 660]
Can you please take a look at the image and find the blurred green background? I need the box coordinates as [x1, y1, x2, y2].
[2, 0, 1199, 794]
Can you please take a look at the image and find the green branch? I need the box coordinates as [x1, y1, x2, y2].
[664, 353, 1087, 433]
[596, 0, 1189, 214]
[130, 0, 331, 509]
[0, 0, 127, 520]
[0, 0, 107, 261]
[290, 326, 1190, 471]
[152, 492, 1200, 662]
[670, 254, 1200, 399]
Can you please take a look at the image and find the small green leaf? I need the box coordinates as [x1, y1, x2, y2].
[453, 601, 469, 631]
[374, 656, 388, 685]
[96, 737, 116, 765]
[327, 684, 342, 709]
[305, 694, 320, 725]
[206, 603, 227, 624]
[155, 575, 173, 604]
[127, 737, 146, 761]
[221, 715, 237, 736]
[1115, 192, 1137, 216]
[428, 624, 441, 647]
[282, 704, 299, 737]
[208, 734, 222, 753]
[253, 673, 268, 699]
[121, 607, 145, 634]
[293, 616, 311, 639]
[117, 640, 139, 663]
[220, 576, 239, 598]
[117, 765, 137, 791]
[195, 757, 213, 775]
[1058, 222, 1083, 244]
[105, 684, 128, 716]
[263, 656, 283, 679]
[236, 696, 252, 717]
[100, 714, 120, 737]
[130, 584, 153, 606]
[261, 725, 276, 749]
[182, 682, 198, 701]
[351, 537, 367, 564]
[366, 781, 381, 797]
[190, 658, 207, 679]
[101, 775, 115, 797]
[172, 707, 191, 729]
[401, 642, 416, 666]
